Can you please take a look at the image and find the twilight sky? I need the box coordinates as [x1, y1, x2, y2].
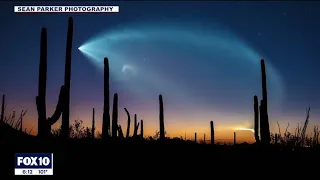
[1, 1, 319, 143]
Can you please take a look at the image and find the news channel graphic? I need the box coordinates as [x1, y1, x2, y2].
[14, 6, 119, 13]
[15, 153, 53, 175]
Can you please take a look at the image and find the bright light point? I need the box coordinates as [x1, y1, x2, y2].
[235, 127, 254, 133]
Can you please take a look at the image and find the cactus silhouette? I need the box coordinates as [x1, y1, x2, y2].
[102, 57, 110, 139]
[112, 93, 118, 138]
[36, 27, 65, 138]
[259, 100, 264, 142]
[254, 95, 260, 143]
[118, 125, 124, 139]
[159, 94, 165, 140]
[194, 133, 197, 143]
[1, 94, 4, 122]
[140, 119, 144, 139]
[60, 17, 73, 139]
[203, 133, 206, 144]
[134, 114, 137, 136]
[133, 114, 139, 137]
[92, 108, 95, 139]
[124, 108, 131, 138]
[260, 59, 271, 145]
[210, 120, 214, 145]
[234, 132, 236, 145]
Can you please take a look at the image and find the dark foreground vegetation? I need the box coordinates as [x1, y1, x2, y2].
[1, 17, 320, 176]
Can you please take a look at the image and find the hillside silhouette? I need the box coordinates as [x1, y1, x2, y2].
[1, 17, 320, 176]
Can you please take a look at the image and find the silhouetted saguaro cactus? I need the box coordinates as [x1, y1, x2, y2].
[159, 94, 165, 140]
[259, 100, 264, 141]
[1, 94, 4, 122]
[102, 57, 110, 139]
[261, 59, 268, 112]
[234, 132, 236, 145]
[92, 108, 95, 139]
[194, 133, 197, 143]
[134, 114, 137, 135]
[204, 133, 206, 144]
[254, 95, 260, 143]
[124, 108, 131, 138]
[60, 17, 73, 139]
[36, 28, 65, 138]
[133, 114, 139, 136]
[112, 93, 118, 138]
[140, 119, 144, 139]
[210, 120, 214, 145]
[260, 59, 271, 145]
[36, 28, 48, 137]
[118, 125, 124, 139]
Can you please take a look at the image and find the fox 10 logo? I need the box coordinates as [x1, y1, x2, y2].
[15, 153, 53, 175]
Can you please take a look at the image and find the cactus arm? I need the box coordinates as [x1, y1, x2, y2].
[47, 85, 65, 125]
[134, 122, 140, 136]
[118, 125, 124, 138]
[124, 108, 131, 138]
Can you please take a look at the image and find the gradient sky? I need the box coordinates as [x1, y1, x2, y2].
[1, 1, 319, 143]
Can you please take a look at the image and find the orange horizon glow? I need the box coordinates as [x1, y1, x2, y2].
[3, 96, 318, 144]
[5, 106, 317, 144]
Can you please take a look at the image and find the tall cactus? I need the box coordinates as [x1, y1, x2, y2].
[92, 108, 95, 139]
[36, 27, 65, 138]
[112, 93, 118, 138]
[102, 57, 110, 139]
[254, 95, 260, 143]
[124, 108, 131, 138]
[61, 17, 73, 139]
[159, 94, 165, 140]
[259, 100, 264, 142]
[1, 94, 5, 122]
[261, 59, 268, 115]
[260, 59, 271, 145]
[36, 27, 47, 137]
[133, 114, 138, 136]
[194, 133, 197, 143]
[234, 132, 236, 145]
[140, 119, 144, 139]
[210, 120, 214, 145]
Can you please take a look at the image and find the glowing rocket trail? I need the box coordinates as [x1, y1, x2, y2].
[78, 20, 284, 116]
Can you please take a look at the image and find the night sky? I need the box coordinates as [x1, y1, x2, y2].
[1, 2, 319, 143]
